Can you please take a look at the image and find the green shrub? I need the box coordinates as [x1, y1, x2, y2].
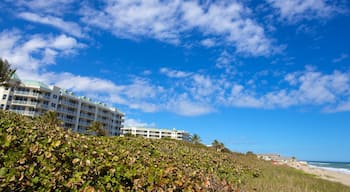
[0, 111, 349, 191]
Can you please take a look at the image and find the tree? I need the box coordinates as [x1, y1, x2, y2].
[212, 139, 225, 152]
[0, 58, 16, 87]
[191, 133, 201, 144]
[39, 111, 63, 128]
[86, 121, 108, 136]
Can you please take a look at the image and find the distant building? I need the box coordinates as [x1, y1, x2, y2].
[121, 126, 190, 141]
[0, 75, 124, 136]
[258, 153, 296, 163]
[257, 154, 281, 161]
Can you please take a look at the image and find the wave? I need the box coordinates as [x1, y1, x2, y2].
[310, 162, 330, 165]
[309, 165, 350, 175]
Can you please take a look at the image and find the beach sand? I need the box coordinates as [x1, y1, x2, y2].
[288, 161, 350, 187]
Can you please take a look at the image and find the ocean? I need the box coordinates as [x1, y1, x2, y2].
[307, 161, 350, 174]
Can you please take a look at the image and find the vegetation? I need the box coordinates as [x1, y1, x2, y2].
[211, 139, 225, 152]
[0, 58, 16, 87]
[190, 133, 201, 144]
[86, 121, 107, 136]
[1, 111, 350, 191]
[36, 111, 63, 128]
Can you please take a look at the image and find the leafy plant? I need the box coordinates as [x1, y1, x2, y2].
[0, 58, 17, 87]
[190, 133, 201, 144]
[0, 111, 349, 192]
[86, 121, 107, 136]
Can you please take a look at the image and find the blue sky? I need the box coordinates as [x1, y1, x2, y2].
[1, 0, 350, 161]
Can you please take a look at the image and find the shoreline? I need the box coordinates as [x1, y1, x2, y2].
[288, 161, 350, 187]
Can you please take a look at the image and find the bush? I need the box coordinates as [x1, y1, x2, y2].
[1, 111, 349, 192]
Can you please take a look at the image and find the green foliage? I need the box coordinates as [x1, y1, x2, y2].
[36, 111, 63, 128]
[86, 121, 107, 136]
[0, 111, 349, 191]
[0, 58, 16, 87]
[212, 139, 225, 152]
[190, 133, 201, 144]
[246, 151, 256, 156]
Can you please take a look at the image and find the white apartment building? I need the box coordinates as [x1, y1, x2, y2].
[121, 126, 190, 141]
[0, 75, 124, 136]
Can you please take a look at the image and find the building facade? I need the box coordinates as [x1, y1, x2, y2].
[0, 76, 124, 136]
[121, 126, 190, 141]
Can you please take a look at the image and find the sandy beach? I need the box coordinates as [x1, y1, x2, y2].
[288, 161, 350, 187]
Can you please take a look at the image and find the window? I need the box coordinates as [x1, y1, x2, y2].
[5, 87, 9, 90]
[53, 94, 57, 99]
[51, 103, 56, 107]
[5, 105, 9, 110]
[0, 104, 4, 109]
[2, 94, 7, 100]
[8, 95, 12, 101]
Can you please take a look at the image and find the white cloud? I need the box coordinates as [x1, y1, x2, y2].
[18, 12, 84, 38]
[11, 0, 75, 15]
[81, 0, 181, 44]
[332, 53, 348, 63]
[200, 38, 216, 48]
[267, 0, 340, 22]
[0, 30, 84, 74]
[124, 118, 156, 127]
[81, 0, 275, 56]
[2, 29, 350, 116]
[160, 68, 192, 78]
[328, 99, 350, 113]
[215, 50, 237, 74]
[166, 94, 215, 116]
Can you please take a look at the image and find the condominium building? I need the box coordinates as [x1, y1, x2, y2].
[121, 126, 190, 141]
[0, 75, 124, 136]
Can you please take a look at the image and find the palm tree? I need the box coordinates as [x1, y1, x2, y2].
[212, 139, 225, 152]
[0, 58, 16, 87]
[191, 134, 201, 144]
[86, 121, 108, 136]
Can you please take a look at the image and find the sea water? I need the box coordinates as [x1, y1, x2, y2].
[307, 161, 350, 174]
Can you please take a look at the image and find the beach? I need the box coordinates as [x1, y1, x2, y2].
[288, 161, 350, 187]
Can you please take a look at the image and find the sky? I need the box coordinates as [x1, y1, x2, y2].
[1, 0, 350, 162]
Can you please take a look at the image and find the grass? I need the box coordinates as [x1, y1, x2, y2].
[1, 111, 350, 191]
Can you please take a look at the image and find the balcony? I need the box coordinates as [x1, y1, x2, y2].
[57, 108, 77, 116]
[80, 106, 96, 113]
[79, 113, 95, 120]
[59, 100, 78, 107]
[10, 109, 37, 117]
[14, 91, 39, 97]
[11, 100, 38, 106]
[38, 94, 51, 100]
[38, 104, 49, 109]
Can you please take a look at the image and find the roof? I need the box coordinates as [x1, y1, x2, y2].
[122, 126, 188, 133]
[22, 80, 51, 90]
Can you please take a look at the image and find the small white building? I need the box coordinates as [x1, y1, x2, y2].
[121, 126, 190, 141]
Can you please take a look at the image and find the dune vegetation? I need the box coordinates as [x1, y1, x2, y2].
[1, 111, 350, 191]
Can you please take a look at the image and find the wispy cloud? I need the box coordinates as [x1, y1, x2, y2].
[0, 30, 84, 74]
[267, 0, 342, 23]
[18, 12, 84, 38]
[332, 53, 348, 63]
[81, 0, 276, 56]
[11, 0, 75, 15]
[124, 118, 156, 127]
[160, 68, 192, 78]
[200, 38, 216, 48]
